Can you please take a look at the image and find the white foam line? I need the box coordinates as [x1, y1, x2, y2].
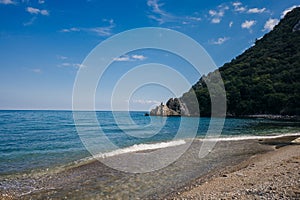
[94, 140, 186, 159]
[199, 132, 300, 142]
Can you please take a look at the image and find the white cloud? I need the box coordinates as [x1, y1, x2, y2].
[114, 54, 147, 62]
[211, 37, 229, 45]
[229, 21, 233, 28]
[38, 0, 45, 4]
[132, 99, 160, 105]
[248, 8, 266, 14]
[236, 7, 246, 12]
[0, 0, 16, 5]
[281, 5, 300, 18]
[27, 7, 40, 14]
[132, 54, 147, 61]
[209, 10, 217, 16]
[209, 5, 229, 24]
[233, 2, 246, 13]
[147, 0, 165, 16]
[60, 27, 80, 33]
[40, 10, 49, 15]
[113, 56, 131, 62]
[263, 18, 279, 31]
[211, 18, 221, 24]
[232, 2, 242, 7]
[26, 7, 49, 16]
[60, 63, 85, 68]
[241, 20, 256, 29]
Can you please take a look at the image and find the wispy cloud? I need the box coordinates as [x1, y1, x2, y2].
[113, 56, 131, 62]
[86, 25, 114, 36]
[186, 16, 201, 21]
[0, 0, 16, 5]
[131, 54, 147, 61]
[132, 99, 160, 105]
[31, 68, 42, 73]
[23, 16, 37, 26]
[146, 0, 201, 25]
[281, 5, 300, 18]
[147, 0, 174, 24]
[113, 54, 147, 62]
[208, 5, 229, 24]
[263, 18, 279, 31]
[38, 0, 45, 4]
[211, 18, 221, 24]
[26, 7, 49, 16]
[210, 37, 229, 45]
[232, 2, 246, 13]
[247, 8, 266, 14]
[60, 27, 80, 33]
[60, 19, 115, 37]
[60, 62, 86, 69]
[57, 55, 68, 60]
[73, 63, 86, 68]
[241, 20, 256, 29]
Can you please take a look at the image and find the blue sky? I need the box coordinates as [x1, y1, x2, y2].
[0, 0, 299, 111]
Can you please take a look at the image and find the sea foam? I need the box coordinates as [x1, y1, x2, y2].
[199, 132, 300, 142]
[94, 139, 187, 159]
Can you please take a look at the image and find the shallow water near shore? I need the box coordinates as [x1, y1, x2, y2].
[0, 110, 299, 198]
[1, 139, 277, 199]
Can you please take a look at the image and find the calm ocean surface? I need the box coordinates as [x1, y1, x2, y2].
[0, 110, 299, 175]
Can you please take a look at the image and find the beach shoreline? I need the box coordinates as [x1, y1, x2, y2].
[167, 136, 300, 199]
[1, 134, 299, 199]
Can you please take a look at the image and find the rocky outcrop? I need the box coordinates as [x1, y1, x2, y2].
[150, 103, 180, 116]
[149, 98, 190, 117]
[166, 98, 190, 116]
[293, 19, 300, 32]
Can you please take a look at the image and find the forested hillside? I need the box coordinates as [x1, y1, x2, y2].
[181, 7, 300, 116]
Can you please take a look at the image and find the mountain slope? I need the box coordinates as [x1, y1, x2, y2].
[181, 7, 300, 116]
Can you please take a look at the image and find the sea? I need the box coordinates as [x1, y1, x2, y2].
[0, 110, 299, 198]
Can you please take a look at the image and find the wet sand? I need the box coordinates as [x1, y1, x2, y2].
[169, 137, 300, 199]
[1, 135, 299, 200]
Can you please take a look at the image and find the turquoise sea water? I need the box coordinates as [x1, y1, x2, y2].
[0, 110, 299, 176]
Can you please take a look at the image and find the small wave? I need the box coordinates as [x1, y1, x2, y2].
[92, 140, 186, 159]
[199, 132, 300, 142]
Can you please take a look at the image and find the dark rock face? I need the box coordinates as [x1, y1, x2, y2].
[293, 19, 300, 32]
[166, 98, 190, 116]
[150, 99, 190, 117]
[166, 98, 181, 113]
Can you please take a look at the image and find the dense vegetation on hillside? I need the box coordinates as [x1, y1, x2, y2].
[181, 7, 300, 116]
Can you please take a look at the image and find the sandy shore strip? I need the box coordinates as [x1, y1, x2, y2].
[168, 138, 300, 200]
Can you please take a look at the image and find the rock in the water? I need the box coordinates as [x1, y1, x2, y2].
[150, 103, 180, 117]
[149, 99, 190, 117]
